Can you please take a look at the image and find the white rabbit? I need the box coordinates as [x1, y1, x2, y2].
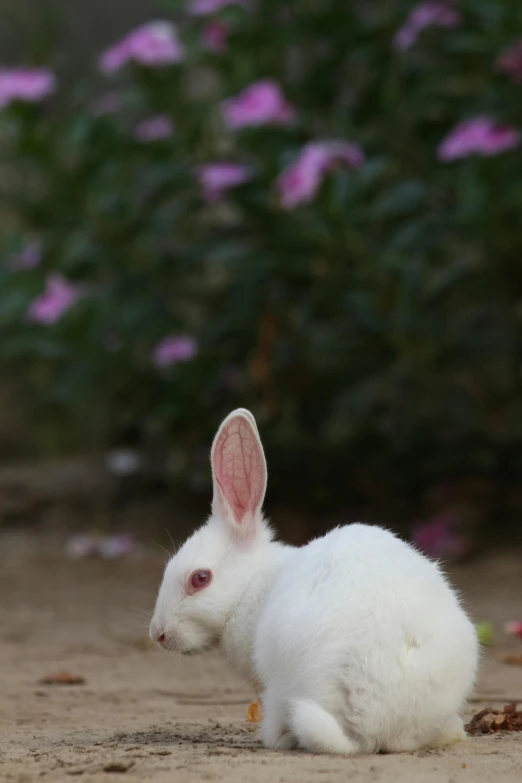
[150, 408, 479, 754]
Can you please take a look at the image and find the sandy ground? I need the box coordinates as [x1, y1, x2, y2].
[1, 528, 522, 783]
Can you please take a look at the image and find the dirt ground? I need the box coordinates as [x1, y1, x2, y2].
[1, 528, 522, 783]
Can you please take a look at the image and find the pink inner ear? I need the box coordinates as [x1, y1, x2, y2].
[213, 415, 265, 524]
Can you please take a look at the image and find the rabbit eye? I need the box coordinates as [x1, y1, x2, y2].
[189, 569, 212, 593]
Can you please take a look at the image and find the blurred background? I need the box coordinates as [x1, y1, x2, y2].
[2, 0, 522, 560]
[2, 4, 522, 780]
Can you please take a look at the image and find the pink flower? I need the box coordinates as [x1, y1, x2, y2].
[394, 2, 460, 50]
[497, 39, 522, 84]
[277, 140, 365, 210]
[221, 79, 295, 130]
[7, 242, 42, 271]
[134, 115, 174, 141]
[278, 152, 325, 210]
[90, 91, 123, 116]
[412, 513, 468, 560]
[99, 21, 184, 74]
[27, 274, 82, 325]
[153, 335, 198, 368]
[0, 67, 55, 108]
[188, 0, 248, 15]
[438, 116, 520, 161]
[203, 21, 229, 53]
[198, 161, 252, 200]
[504, 621, 522, 638]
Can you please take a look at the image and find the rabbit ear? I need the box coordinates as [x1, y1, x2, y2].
[211, 409, 267, 541]
[231, 408, 260, 436]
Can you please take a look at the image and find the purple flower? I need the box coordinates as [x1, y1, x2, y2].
[221, 79, 295, 130]
[438, 116, 520, 161]
[277, 140, 365, 210]
[497, 39, 522, 84]
[412, 513, 468, 559]
[98, 533, 136, 559]
[394, 2, 460, 51]
[203, 21, 229, 53]
[7, 242, 42, 271]
[90, 90, 123, 116]
[66, 533, 136, 559]
[134, 115, 174, 141]
[27, 274, 82, 325]
[198, 161, 252, 201]
[0, 67, 55, 109]
[153, 335, 198, 368]
[188, 0, 248, 15]
[99, 21, 184, 74]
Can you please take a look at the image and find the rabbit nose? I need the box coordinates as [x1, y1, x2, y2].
[152, 628, 166, 645]
[150, 623, 166, 645]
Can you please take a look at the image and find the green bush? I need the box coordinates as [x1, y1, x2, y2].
[1, 0, 522, 522]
